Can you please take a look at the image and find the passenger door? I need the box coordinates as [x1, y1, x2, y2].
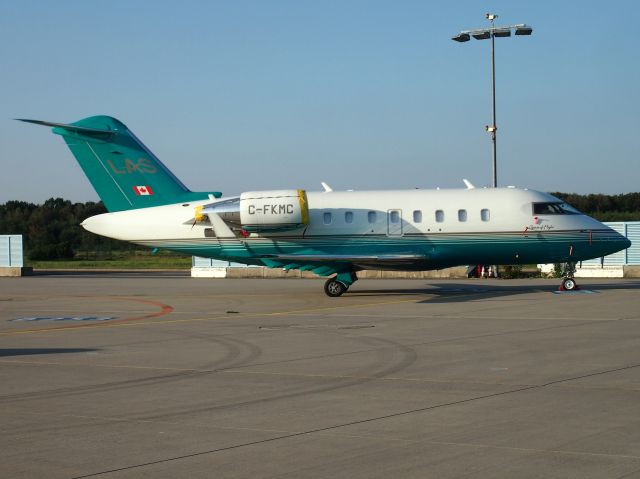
[387, 209, 403, 236]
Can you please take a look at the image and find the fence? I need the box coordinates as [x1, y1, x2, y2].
[192, 257, 259, 268]
[581, 222, 639, 266]
[0, 235, 24, 268]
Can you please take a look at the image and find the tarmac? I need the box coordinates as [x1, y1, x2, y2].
[1, 274, 640, 478]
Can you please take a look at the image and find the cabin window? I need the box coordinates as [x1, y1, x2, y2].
[323, 212, 332, 225]
[413, 210, 422, 223]
[368, 211, 377, 223]
[390, 210, 400, 223]
[435, 210, 444, 223]
[458, 209, 467, 222]
[481, 209, 490, 221]
[345, 211, 353, 224]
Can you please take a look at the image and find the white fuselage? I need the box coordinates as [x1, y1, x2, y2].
[81, 187, 629, 270]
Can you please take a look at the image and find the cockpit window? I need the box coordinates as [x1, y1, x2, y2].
[532, 202, 581, 215]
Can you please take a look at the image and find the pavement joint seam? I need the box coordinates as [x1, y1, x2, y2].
[69, 362, 640, 478]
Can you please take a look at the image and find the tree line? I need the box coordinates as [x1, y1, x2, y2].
[550, 192, 640, 222]
[1, 193, 639, 260]
[0, 198, 126, 260]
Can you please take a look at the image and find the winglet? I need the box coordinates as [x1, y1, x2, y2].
[463, 179, 476, 189]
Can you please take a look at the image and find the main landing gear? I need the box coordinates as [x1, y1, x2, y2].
[324, 278, 348, 297]
[324, 271, 358, 297]
[559, 262, 579, 291]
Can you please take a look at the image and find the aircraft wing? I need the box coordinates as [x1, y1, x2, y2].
[258, 253, 426, 270]
[261, 254, 423, 262]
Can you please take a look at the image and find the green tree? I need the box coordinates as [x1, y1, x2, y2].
[551, 192, 640, 222]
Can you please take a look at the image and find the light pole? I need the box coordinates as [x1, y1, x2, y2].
[452, 14, 532, 188]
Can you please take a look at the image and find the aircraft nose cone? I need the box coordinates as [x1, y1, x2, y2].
[594, 224, 632, 258]
[621, 236, 632, 250]
[609, 230, 631, 255]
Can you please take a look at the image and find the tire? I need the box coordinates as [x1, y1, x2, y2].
[324, 279, 347, 297]
[562, 277, 577, 291]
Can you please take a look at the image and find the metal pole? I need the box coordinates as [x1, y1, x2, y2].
[488, 16, 498, 279]
[453, 16, 532, 188]
[490, 18, 497, 188]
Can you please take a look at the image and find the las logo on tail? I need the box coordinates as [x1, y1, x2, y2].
[21, 116, 630, 296]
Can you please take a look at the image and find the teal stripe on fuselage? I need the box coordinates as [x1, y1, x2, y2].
[136, 229, 622, 270]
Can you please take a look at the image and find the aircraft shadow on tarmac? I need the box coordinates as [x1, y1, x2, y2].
[0, 348, 98, 357]
[349, 281, 640, 303]
[32, 270, 188, 278]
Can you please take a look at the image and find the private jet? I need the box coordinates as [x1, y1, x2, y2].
[21, 116, 631, 296]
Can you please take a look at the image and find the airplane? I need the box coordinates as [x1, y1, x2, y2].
[20, 115, 631, 296]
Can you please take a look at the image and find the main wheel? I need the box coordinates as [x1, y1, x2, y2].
[324, 279, 348, 297]
[561, 277, 577, 291]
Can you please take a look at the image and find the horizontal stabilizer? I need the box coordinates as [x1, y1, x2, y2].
[16, 119, 116, 137]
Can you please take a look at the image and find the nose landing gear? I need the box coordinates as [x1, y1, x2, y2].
[559, 262, 579, 291]
[560, 277, 578, 291]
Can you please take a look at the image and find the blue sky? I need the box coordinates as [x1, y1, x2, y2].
[1, 0, 639, 203]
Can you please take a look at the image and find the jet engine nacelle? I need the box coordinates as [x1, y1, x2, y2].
[240, 190, 309, 232]
[201, 189, 309, 233]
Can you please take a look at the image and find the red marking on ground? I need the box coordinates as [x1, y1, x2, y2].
[103, 297, 174, 325]
[7, 297, 174, 334]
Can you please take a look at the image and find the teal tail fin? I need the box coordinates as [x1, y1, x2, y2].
[19, 116, 221, 212]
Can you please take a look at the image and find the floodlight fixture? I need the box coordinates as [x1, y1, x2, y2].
[472, 31, 491, 40]
[452, 33, 470, 42]
[492, 28, 511, 37]
[451, 15, 533, 188]
[515, 25, 533, 35]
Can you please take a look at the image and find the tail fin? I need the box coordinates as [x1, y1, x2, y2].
[19, 116, 221, 211]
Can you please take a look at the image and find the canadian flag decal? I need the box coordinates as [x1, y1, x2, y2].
[133, 185, 154, 196]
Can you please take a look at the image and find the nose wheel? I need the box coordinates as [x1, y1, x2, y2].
[559, 262, 579, 291]
[560, 277, 579, 291]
